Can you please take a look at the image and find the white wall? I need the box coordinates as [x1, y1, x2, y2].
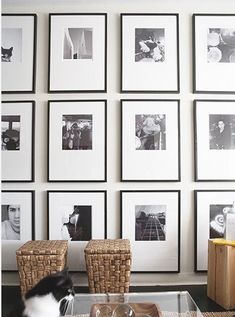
[2, 0, 235, 286]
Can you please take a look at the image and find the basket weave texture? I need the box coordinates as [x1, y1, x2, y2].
[84, 239, 132, 293]
[16, 240, 68, 295]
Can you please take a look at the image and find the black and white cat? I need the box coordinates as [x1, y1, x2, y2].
[1, 46, 13, 62]
[7, 269, 74, 317]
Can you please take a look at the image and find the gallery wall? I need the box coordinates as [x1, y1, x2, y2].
[2, 0, 235, 286]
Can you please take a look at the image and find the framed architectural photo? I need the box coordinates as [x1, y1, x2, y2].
[121, 100, 180, 181]
[121, 190, 180, 272]
[48, 100, 107, 182]
[195, 190, 235, 272]
[47, 190, 107, 271]
[194, 100, 235, 181]
[193, 14, 235, 93]
[1, 190, 35, 271]
[121, 13, 179, 93]
[2, 14, 37, 93]
[48, 13, 107, 93]
[1, 101, 35, 182]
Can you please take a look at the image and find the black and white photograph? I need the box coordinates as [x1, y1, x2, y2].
[60, 205, 92, 241]
[135, 205, 166, 241]
[64, 28, 93, 60]
[122, 100, 180, 181]
[48, 100, 106, 182]
[135, 28, 165, 62]
[62, 114, 92, 150]
[121, 190, 180, 272]
[1, 204, 21, 240]
[135, 114, 166, 150]
[207, 28, 235, 63]
[49, 14, 106, 92]
[1, 190, 34, 271]
[1, 28, 22, 62]
[1, 115, 20, 151]
[209, 114, 235, 150]
[121, 14, 179, 92]
[193, 14, 235, 93]
[1, 101, 35, 182]
[194, 100, 235, 181]
[2, 14, 37, 93]
[48, 190, 106, 271]
[195, 190, 235, 272]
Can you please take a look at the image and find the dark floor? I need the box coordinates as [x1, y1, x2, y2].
[1, 284, 232, 317]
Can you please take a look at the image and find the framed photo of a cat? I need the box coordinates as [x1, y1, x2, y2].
[48, 13, 107, 93]
[1, 14, 37, 94]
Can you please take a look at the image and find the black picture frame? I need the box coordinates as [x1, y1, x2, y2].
[48, 13, 107, 93]
[2, 13, 37, 94]
[193, 14, 235, 94]
[121, 13, 180, 93]
[1, 100, 35, 182]
[121, 99, 181, 182]
[47, 190, 107, 272]
[194, 99, 235, 181]
[121, 190, 181, 273]
[1, 190, 35, 271]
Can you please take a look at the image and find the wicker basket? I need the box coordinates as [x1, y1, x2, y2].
[84, 239, 131, 293]
[16, 240, 68, 295]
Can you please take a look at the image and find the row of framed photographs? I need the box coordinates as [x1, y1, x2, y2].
[2, 189, 235, 272]
[2, 13, 235, 93]
[2, 99, 235, 182]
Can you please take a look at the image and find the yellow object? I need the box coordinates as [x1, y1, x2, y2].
[212, 238, 235, 247]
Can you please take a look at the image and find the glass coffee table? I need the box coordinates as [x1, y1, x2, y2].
[64, 292, 203, 317]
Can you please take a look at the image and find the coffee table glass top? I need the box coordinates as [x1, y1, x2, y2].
[64, 291, 203, 316]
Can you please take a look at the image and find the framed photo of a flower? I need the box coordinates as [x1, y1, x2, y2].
[1, 101, 35, 182]
[195, 190, 235, 272]
[47, 190, 107, 271]
[48, 100, 107, 182]
[194, 100, 235, 181]
[1, 190, 35, 271]
[193, 14, 235, 93]
[121, 99, 180, 181]
[1, 14, 37, 94]
[121, 13, 179, 93]
[121, 190, 180, 272]
[48, 13, 107, 93]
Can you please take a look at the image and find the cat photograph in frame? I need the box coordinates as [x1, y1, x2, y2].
[121, 13, 179, 93]
[47, 190, 107, 271]
[121, 99, 180, 181]
[193, 14, 235, 93]
[48, 100, 107, 182]
[48, 13, 107, 93]
[194, 99, 235, 181]
[1, 101, 35, 182]
[121, 190, 180, 272]
[2, 14, 37, 94]
[1, 190, 35, 271]
[195, 190, 235, 272]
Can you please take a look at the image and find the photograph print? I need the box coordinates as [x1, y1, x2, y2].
[48, 190, 106, 271]
[121, 190, 180, 272]
[195, 190, 235, 271]
[121, 14, 179, 92]
[2, 204, 21, 240]
[194, 100, 235, 181]
[1, 115, 20, 151]
[193, 14, 235, 93]
[2, 27, 22, 63]
[64, 28, 92, 60]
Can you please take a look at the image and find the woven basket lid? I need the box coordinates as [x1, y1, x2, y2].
[85, 239, 131, 254]
[16, 240, 68, 255]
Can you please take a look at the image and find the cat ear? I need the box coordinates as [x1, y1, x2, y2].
[10, 47, 13, 52]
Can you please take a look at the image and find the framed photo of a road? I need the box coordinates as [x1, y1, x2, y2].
[193, 14, 235, 93]
[194, 100, 235, 181]
[121, 13, 179, 93]
[121, 190, 180, 272]
[48, 13, 107, 93]
[48, 100, 107, 182]
[1, 14, 37, 93]
[121, 100, 180, 181]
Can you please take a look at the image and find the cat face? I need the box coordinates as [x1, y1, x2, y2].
[1, 46, 13, 62]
